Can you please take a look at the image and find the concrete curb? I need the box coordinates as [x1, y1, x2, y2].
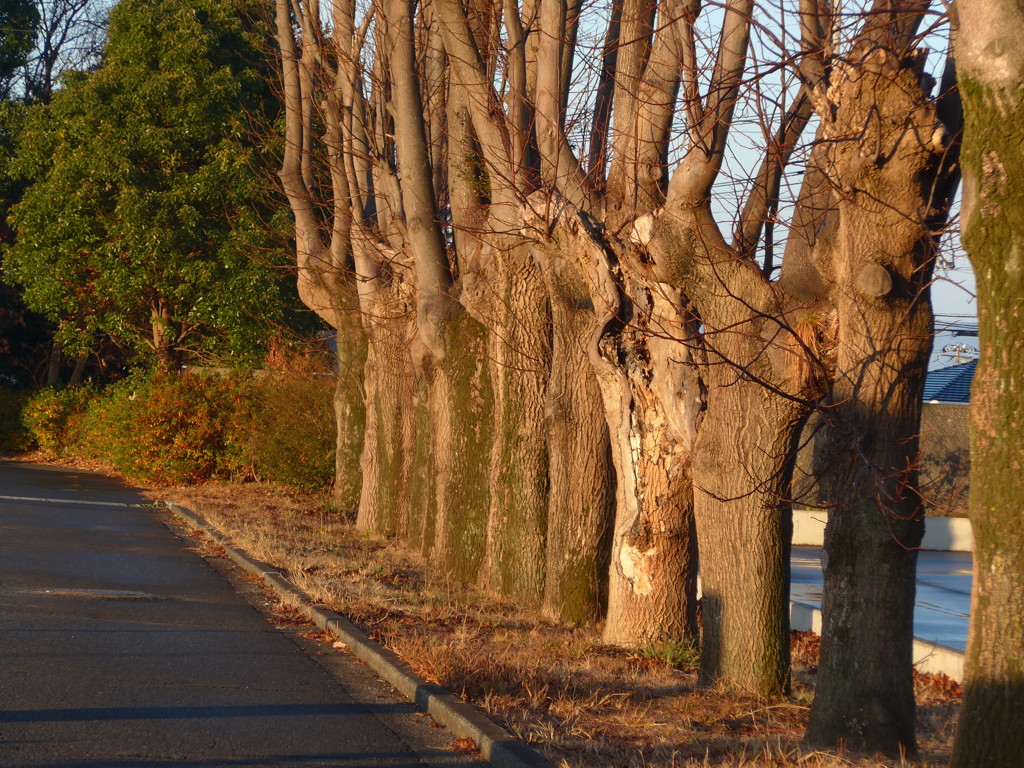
[793, 510, 974, 552]
[165, 502, 552, 768]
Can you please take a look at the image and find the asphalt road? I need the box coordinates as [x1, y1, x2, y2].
[791, 545, 972, 651]
[0, 460, 487, 768]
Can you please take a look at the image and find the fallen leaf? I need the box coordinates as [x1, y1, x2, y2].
[447, 737, 478, 754]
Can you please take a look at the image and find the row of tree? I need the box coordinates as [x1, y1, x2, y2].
[269, 0, 1019, 763]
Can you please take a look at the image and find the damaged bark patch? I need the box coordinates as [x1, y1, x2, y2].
[620, 542, 658, 596]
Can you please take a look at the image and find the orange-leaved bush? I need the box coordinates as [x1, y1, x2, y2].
[243, 342, 337, 489]
[13, 342, 339, 490]
[74, 371, 255, 485]
[21, 386, 98, 456]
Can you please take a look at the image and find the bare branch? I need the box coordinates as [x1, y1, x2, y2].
[621, 0, 689, 217]
[606, 0, 658, 201]
[733, 88, 814, 269]
[274, 0, 341, 326]
[503, 0, 537, 190]
[536, 0, 596, 208]
[798, 0, 827, 87]
[679, 0, 705, 131]
[587, 0, 622, 186]
[384, 0, 455, 350]
[432, 0, 515, 192]
[666, 0, 755, 205]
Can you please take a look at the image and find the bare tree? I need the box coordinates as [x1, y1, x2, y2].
[273, 0, 545, 595]
[762, 1, 964, 752]
[22, 0, 109, 103]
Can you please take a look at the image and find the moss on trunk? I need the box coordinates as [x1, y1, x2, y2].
[428, 310, 494, 585]
[951, 72, 1024, 768]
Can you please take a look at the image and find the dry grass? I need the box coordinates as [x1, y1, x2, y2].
[162, 482, 960, 768]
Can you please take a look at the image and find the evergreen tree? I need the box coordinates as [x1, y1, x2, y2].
[4, 0, 290, 369]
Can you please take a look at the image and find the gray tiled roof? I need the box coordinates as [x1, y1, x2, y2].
[923, 360, 976, 403]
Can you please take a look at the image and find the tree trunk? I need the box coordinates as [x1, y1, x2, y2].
[541, 249, 615, 625]
[641, 202, 812, 695]
[693, 378, 804, 695]
[806, 359, 926, 753]
[331, 286, 368, 512]
[408, 370, 437, 556]
[442, 84, 552, 601]
[951, 7, 1024, 763]
[527, 195, 696, 638]
[804, 220, 932, 757]
[599, 282, 700, 646]
[482, 248, 552, 605]
[67, 353, 88, 387]
[427, 310, 494, 584]
[46, 340, 62, 388]
[805, 42, 958, 755]
[151, 308, 180, 373]
[805, 476, 922, 752]
[356, 289, 417, 538]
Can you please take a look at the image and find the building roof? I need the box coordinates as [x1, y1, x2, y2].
[923, 360, 977, 403]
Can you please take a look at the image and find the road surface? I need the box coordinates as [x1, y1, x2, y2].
[0, 460, 486, 768]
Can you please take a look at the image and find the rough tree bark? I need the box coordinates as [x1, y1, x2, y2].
[331, 285, 368, 513]
[434, 0, 586, 611]
[951, 2, 1024, 765]
[540, 256, 615, 623]
[597, 277, 700, 647]
[803, 4, 961, 752]
[355, 268, 418, 537]
[524, 194, 701, 644]
[447, 102, 552, 606]
[527, 0, 703, 644]
[417, 311, 495, 584]
[480, 244, 552, 604]
[384, 0, 495, 582]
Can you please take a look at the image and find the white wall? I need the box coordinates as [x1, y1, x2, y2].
[793, 510, 973, 551]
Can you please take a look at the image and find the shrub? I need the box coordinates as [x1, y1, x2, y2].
[6, 340, 338, 491]
[21, 386, 97, 456]
[0, 389, 35, 452]
[75, 371, 255, 485]
[244, 344, 336, 490]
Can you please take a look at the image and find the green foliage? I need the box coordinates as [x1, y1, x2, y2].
[0, 98, 27, 226]
[3, 0, 291, 367]
[21, 385, 96, 455]
[0, 0, 39, 99]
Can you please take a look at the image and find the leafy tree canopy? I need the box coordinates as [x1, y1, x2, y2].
[3, 0, 292, 369]
[0, 0, 39, 100]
